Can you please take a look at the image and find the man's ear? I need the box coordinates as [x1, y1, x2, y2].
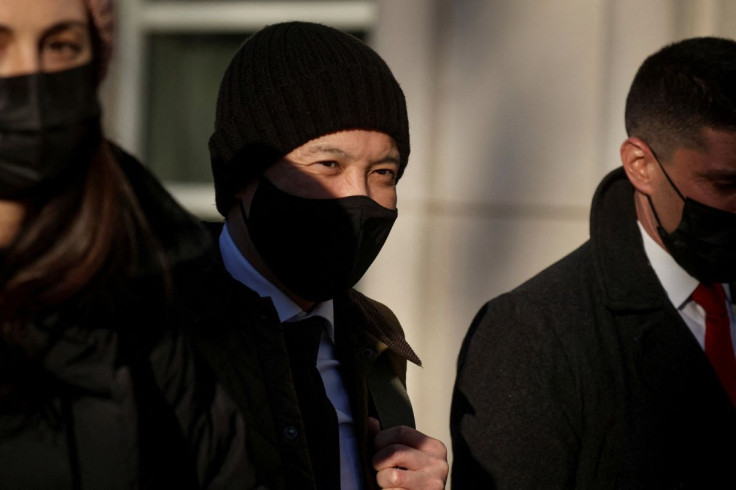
[621, 137, 657, 195]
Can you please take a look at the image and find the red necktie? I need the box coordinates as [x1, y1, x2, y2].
[692, 282, 736, 406]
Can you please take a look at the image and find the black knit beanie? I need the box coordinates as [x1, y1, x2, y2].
[209, 21, 410, 216]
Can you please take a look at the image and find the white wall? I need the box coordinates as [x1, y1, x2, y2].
[358, 0, 731, 471]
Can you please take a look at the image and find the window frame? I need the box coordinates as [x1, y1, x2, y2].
[108, 0, 377, 218]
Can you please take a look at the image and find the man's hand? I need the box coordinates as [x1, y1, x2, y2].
[368, 417, 448, 490]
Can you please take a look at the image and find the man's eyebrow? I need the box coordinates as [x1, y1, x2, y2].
[303, 144, 400, 165]
[305, 144, 350, 158]
[375, 155, 400, 166]
[698, 168, 736, 180]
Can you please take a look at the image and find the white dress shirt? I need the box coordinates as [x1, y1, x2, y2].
[637, 221, 736, 352]
[219, 223, 364, 490]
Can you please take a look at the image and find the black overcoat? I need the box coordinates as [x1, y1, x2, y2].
[451, 167, 736, 489]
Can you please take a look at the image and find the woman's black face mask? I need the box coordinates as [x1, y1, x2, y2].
[240, 177, 398, 303]
[0, 62, 102, 200]
[647, 151, 736, 284]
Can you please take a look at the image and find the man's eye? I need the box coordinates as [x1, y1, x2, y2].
[374, 168, 397, 179]
[712, 180, 736, 193]
[317, 161, 338, 169]
[372, 168, 397, 185]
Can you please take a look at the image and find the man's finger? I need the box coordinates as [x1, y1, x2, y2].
[374, 443, 426, 471]
[375, 464, 447, 490]
[367, 416, 382, 440]
[374, 425, 447, 458]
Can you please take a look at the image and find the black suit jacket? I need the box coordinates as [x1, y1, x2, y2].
[451, 168, 736, 489]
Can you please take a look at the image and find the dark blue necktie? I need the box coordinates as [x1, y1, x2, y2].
[283, 316, 340, 489]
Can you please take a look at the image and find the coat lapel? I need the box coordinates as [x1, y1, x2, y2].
[333, 290, 419, 490]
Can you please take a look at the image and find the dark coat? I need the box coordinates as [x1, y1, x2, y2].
[193, 222, 421, 490]
[450, 168, 736, 489]
[0, 146, 250, 489]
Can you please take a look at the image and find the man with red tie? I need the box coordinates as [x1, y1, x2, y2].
[451, 36, 736, 489]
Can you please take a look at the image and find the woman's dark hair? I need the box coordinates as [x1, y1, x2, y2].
[625, 36, 736, 161]
[0, 141, 170, 411]
[0, 141, 164, 342]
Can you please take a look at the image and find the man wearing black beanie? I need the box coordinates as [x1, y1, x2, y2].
[197, 21, 448, 490]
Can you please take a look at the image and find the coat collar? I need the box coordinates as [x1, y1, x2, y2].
[590, 167, 671, 311]
[335, 289, 421, 366]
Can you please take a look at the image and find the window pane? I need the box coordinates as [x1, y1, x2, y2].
[144, 29, 367, 185]
[144, 33, 247, 184]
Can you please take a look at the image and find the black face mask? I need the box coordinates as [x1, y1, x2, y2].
[241, 177, 398, 303]
[0, 62, 102, 199]
[648, 155, 736, 284]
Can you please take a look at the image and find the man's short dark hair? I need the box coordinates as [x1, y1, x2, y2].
[625, 36, 736, 161]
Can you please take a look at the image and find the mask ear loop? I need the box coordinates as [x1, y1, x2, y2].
[646, 193, 665, 229]
[649, 145, 687, 201]
[237, 197, 251, 230]
[237, 177, 267, 232]
[238, 189, 321, 313]
[645, 143, 687, 229]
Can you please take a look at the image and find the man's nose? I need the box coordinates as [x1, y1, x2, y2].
[341, 174, 370, 198]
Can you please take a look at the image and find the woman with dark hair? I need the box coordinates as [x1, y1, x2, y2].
[0, 0, 249, 487]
